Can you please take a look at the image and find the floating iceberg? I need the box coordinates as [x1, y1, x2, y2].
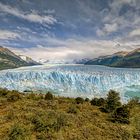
[0, 65, 140, 101]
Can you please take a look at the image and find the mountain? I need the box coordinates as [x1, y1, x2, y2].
[85, 51, 127, 66]
[0, 46, 40, 70]
[19, 55, 40, 65]
[72, 58, 90, 64]
[38, 58, 90, 64]
[85, 48, 140, 68]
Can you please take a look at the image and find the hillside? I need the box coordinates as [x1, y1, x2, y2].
[0, 89, 140, 140]
[0, 46, 40, 70]
[85, 48, 140, 68]
[19, 55, 40, 65]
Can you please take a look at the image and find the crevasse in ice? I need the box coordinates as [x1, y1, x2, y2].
[0, 65, 140, 100]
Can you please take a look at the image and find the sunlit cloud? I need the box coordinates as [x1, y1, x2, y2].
[0, 30, 20, 40]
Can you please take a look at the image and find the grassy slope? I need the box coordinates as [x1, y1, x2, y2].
[0, 52, 29, 70]
[0, 92, 140, 140]
[86, 51, 140, 68]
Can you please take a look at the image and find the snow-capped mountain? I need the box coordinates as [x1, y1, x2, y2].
[72, 58, 90, 64]
[38, 58, 90, 64]
[0, 46, 29, 70]
[0, 46, 41, 70]
[19, 55, 41, 65]
[38, 59, 68, 64]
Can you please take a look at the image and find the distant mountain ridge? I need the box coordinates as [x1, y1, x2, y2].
[0, 46, 40, 70]
[72, 58, 90, 64]
[85, 48, 140, 68]
[19, 55, 40, 65]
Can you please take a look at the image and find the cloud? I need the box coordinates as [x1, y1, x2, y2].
[129, 29, 140, 37]
[96, 0, 140, 39]
[0, 2, 57, 26]
[0, 0, 140, 61]
[110, 0, 136, 9]
[0, 30, 20, 40]
[8, 37, 140, 61]
[96, 23, 118, 36]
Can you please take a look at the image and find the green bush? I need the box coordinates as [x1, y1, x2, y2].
[90, 98, 105, 106]
[31, 116, 48, 132]
[105, 90, 121, 113]
[36, 132, 47, 140]
[133, 131, 140, 139]
[0, 88, 9, 96]
[8, 123, 27, 140]
[36, 132, 55, 140]
[67, 106, 78, 114]
[31, 113, 67, 133]
[27, 93, 44, 100]
[53, 114, 67, 132]
[7, 90, 21, 102]
[27, 93, 36, 99]
[85, 98, 90, 102]
[45, 92, 53, 100]
[127, 97, 140, 109]
[6, 109, 15, 120]
[90, 98, 98, 106]
[75, 97, 84, 104]
[98, 98, 106, 106]
[110, 105, 130, 124]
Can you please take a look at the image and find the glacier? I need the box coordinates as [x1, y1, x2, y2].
[0, 64, 140, 101]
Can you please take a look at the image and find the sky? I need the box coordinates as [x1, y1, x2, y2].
[0, 0, 140, 61]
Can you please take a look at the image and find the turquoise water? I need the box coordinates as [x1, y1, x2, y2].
[124, 85, 140, 99]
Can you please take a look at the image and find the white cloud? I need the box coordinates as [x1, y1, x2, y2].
[104, 23, 118, 33]
[96, 23, 118, 36]
[110, 0, 136, 9]
[129, 29, 140, 37]
[0, 30, 20, 40]
[8, 37, 139, 61]
[97, 0, 140, 39]
[0, 2, 57, 26]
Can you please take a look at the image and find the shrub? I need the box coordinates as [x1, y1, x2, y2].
[97, 98, 106, 106]
[45, 92, 53, 100]
[90, 98, 105, 106]
[127, 97, 140, 109]
[67, 106, 78, 114]
[36, 132, 55, 140]
[110, 105, 130, 124]
[6, 109, 15, 120]
[90, 98, 98, 106]
[31, 112, 67, 133]
[36, 132, 47, 140]
[7, 90, 21, 102]
[27, 93, 36, 99]
[53, 114, 67, 132]
[105, 90, 121, 113]
[85, 98, 90, 102]
[27, 93, 44, 101]
[75, 97, 84, 104]
[133, 131, 140, 139]
[0, 88, 8, 96]
[8, 123, 27, 140]
[31, 116, 48, 132]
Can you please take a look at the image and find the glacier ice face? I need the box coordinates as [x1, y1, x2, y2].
[0, 64, 140, 100]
